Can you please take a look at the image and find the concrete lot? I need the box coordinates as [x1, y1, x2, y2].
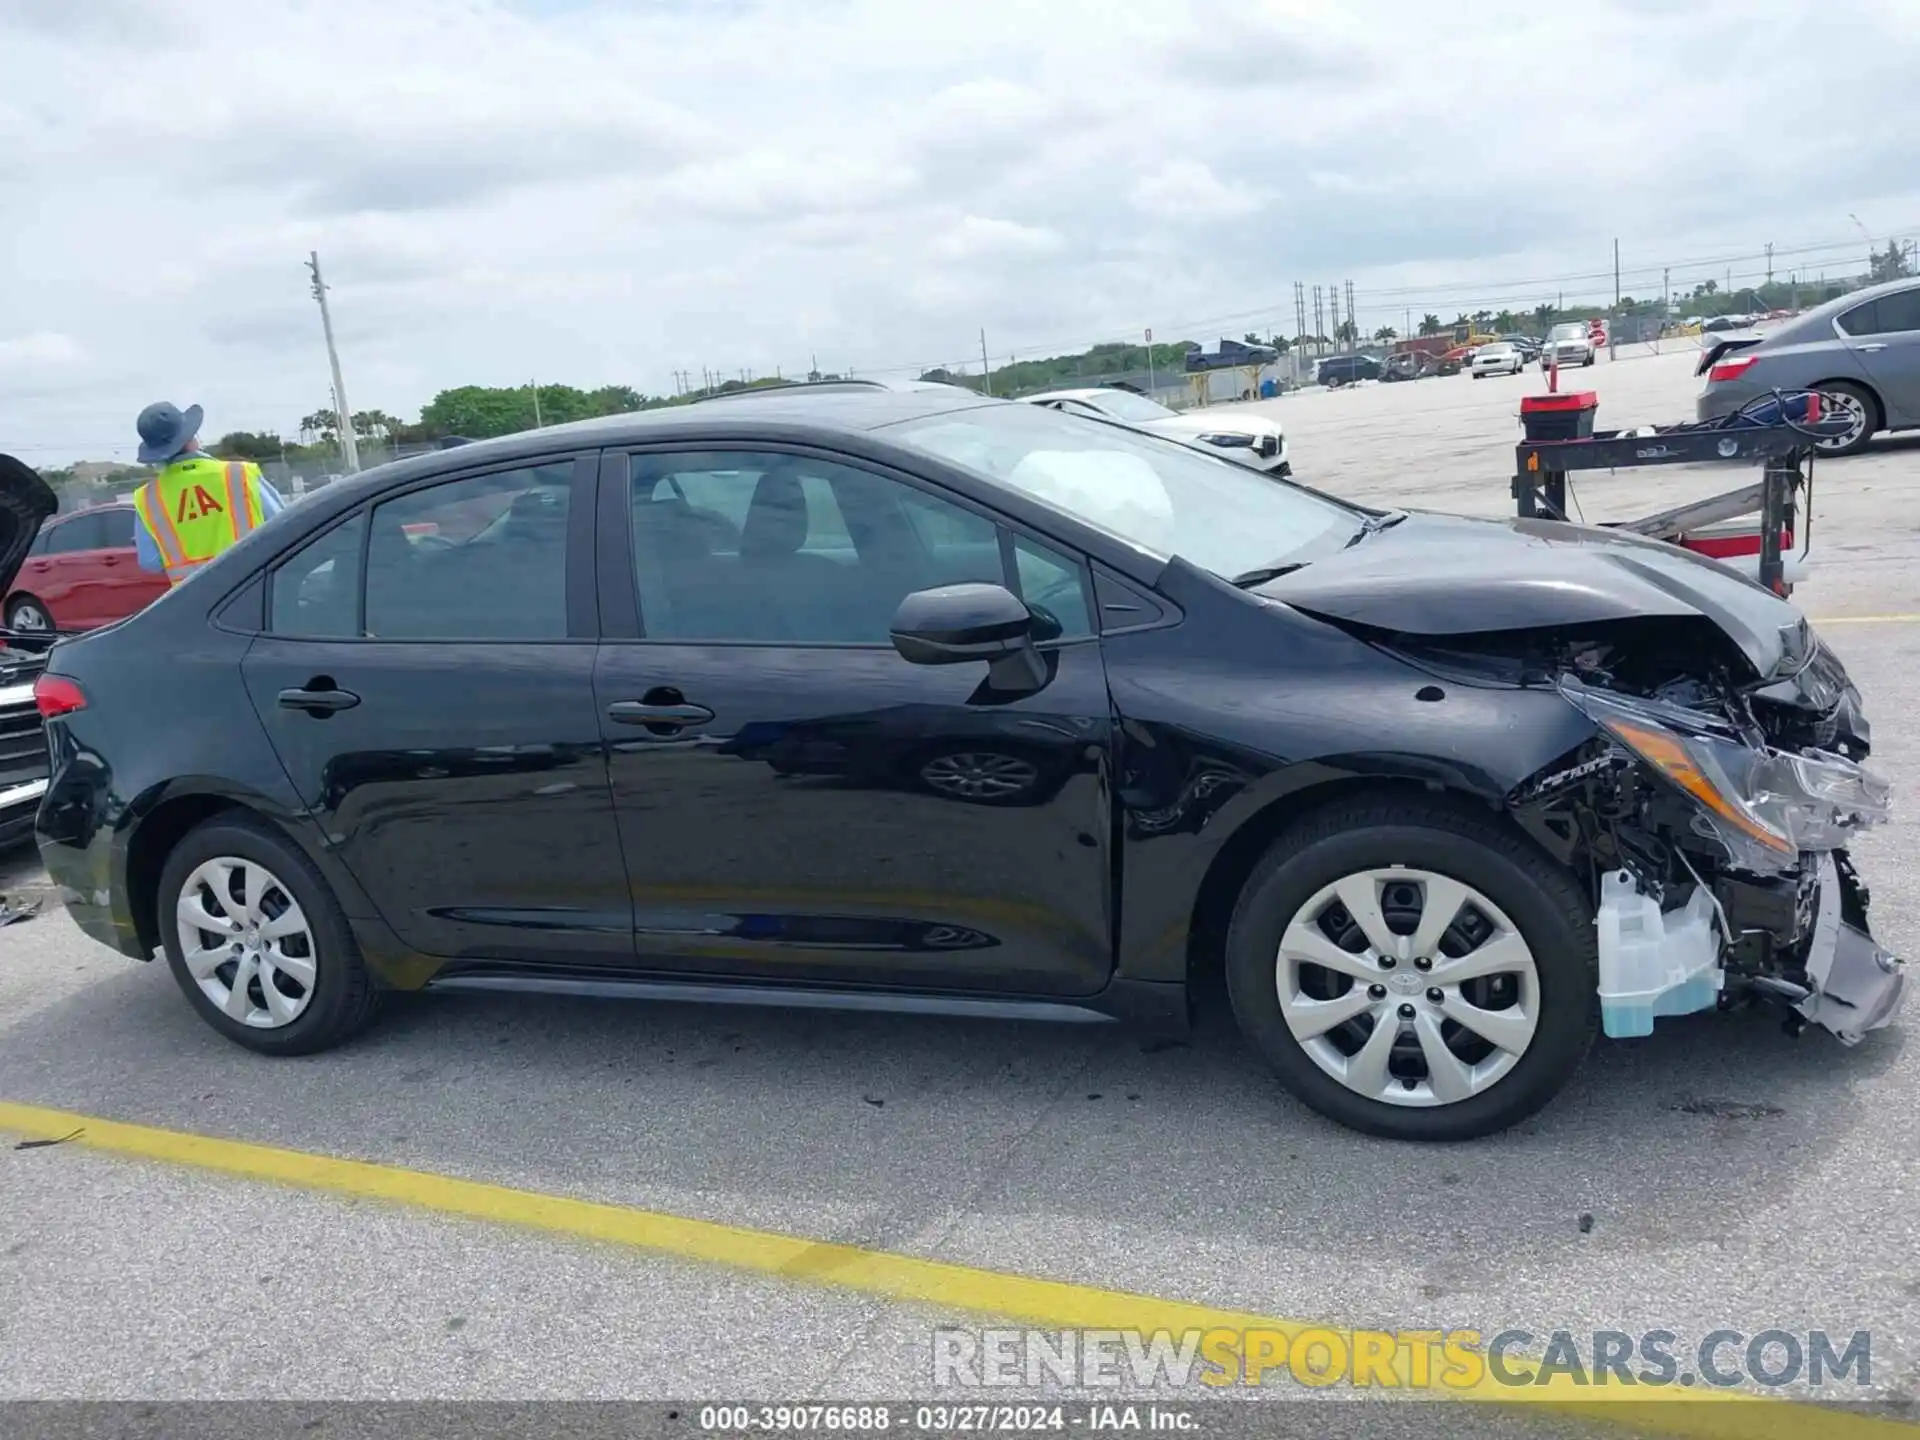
[3, 344, 1919, 1429]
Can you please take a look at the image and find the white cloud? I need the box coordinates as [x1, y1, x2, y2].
[1129, 161, 1266, 222]
[0, 332, 85, 373]
[932, 216, 1068, 260]
[1, 0, 1917, 463]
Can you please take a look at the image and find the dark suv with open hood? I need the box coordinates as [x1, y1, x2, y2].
[25, 384, 1906, 1140]
[0, 456, 63, 845]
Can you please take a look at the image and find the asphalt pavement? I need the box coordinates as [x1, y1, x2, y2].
[3, 345, 1919, 1433]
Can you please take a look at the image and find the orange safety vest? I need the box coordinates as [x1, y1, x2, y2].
[133, 457, 267, 587]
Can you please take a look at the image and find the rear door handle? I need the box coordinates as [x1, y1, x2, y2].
[277, 686, 360, 714]
[1858, 342, 1888, 352]
[607, 700, 714, 729]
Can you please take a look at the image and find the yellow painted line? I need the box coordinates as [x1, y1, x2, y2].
[1814, 614, 1920, 625]
[0, 1099, 1907, 1437]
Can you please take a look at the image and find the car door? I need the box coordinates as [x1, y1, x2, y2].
[594, 445, 1116, 996]
[86, 507, 169, 623]
[1839, 285, 1920, 429]
[24, 512, 105, 628]
[49, 511, 128, 628]
[241, 453, 635, 967]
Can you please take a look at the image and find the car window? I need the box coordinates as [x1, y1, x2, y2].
[46, 513, 108, 552]
[1011, 535, 1093, 640]
[884, 402, 1355, 580]
[98, 508, 136, 548]
[28, 527, 52, 556]
[1837, 300, 1880, 336]
[627, 451, 1093, 645]
[363, 464, 574, 640]
[1842, 288, 1920, 336]
[269, 512, 366, 638]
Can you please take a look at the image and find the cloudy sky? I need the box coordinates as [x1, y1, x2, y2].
[4, 0, 1917, 463]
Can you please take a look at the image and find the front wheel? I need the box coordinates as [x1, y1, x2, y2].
[158, 815, 382, 1055]
[1224, 796, 1599, 1141]
[5, 596, 51, 632]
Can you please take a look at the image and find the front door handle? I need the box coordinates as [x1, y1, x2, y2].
[607, 700, 714, 729]
[278, 686, 360, 714]
[1858, 342, 1888, 352]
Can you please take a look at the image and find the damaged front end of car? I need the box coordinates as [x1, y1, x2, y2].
[1386, 614, 1904, 1045]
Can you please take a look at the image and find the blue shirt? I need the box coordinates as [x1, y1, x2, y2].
[134, 457, 287, 573]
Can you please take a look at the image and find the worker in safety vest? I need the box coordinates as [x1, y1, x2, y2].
[131, 400, 285, 586]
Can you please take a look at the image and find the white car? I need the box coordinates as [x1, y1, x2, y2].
[1022, 387, 1290, 475]
[1540, 322, 1596, 370]
[1469, 342, 1527, 378]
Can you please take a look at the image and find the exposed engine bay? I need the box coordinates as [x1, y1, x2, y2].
[1376, 614, 1904, 1046]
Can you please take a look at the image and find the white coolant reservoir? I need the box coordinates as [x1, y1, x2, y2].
[1594, 870, 1724, 1038]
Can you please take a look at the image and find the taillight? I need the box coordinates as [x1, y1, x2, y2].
[33, 675, 86, 719]
[1708, 354, 1759, 383]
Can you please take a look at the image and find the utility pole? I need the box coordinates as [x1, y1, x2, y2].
[1662, 267, 1671, 320]
[980, 329, 992, 396]
[305, 251, 360, 473]
[1764, 243, 1774, 286]
[1610, 238, 1620, 360]
[1344, 281, 1356, 349]
[1145, 327, 1155, 395]
[530, 379, 542, 428]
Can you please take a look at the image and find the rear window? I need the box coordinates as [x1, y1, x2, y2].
[1840, 288, 1920, 336]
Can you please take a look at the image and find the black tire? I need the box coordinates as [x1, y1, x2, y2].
[1811, 380, 1881, 457]
[5, 596, 51, 632]
[1584, 355, 1595, 366]
[1223, 795, 1599, 1141]
[157, 814, 382, 1055]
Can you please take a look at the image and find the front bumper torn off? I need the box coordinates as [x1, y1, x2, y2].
[1796, 853, 1907, 1045]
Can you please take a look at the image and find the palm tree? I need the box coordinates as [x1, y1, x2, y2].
[1532, 302, 1556, 331]
[1418, 313, 1442, 336]
[1471, 309, 1493, 329]
[1373, 325, 1397, 343]
[1494, 309, 1517, 332]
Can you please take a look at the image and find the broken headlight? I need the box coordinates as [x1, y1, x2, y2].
[1562, 683, 1891, 872]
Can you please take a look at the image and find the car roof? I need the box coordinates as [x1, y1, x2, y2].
[313, 381, 1001, 506]
[1766, 276, 1920, 342]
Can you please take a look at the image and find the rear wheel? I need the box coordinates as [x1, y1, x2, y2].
[5, 596, 51, 632]
[157, 815, 381, 1055]
[1224, 796, 1599, 1141]
[1810, 381, 1879, 457]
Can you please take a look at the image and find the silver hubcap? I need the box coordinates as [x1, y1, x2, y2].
[1815, 390, 1868, 451]
[176, 857, 318, 1029]
[1276, 868, 1541, 1108]
[10, 604, 48, 631]
[920, 751, 1038, 799]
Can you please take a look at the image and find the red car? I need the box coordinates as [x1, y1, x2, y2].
[4, 503, 169, 633]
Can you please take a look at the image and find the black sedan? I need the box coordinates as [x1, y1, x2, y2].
[24, 380, 1904, 1140]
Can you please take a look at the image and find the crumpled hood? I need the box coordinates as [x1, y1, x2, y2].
[0, 453, 58, 600]
[1254, 511, 1811, 680]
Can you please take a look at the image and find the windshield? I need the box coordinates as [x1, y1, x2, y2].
[882, 402, 1356, 577]
[1548, 323, 1587, 341]
[1076, 390, 1176, 424]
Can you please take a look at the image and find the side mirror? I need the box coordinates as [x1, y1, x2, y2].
[891, 583, 1031, 663]
[891, 583, 1047, 690]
